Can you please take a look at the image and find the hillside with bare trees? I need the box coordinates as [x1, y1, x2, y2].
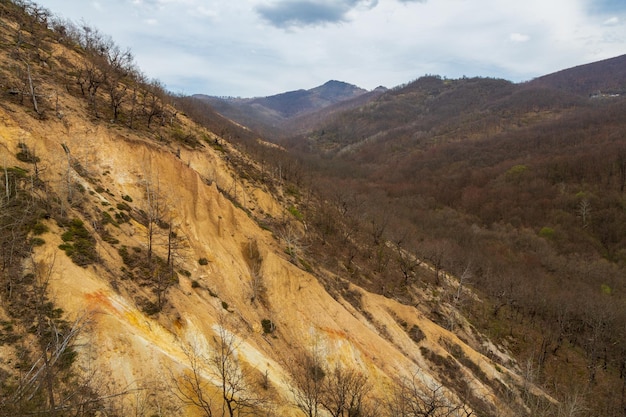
[0, 1, 575, 417]
[268, 58, 626, 417]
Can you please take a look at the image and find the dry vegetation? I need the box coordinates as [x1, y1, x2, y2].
[273, 68, 626, 416]
[0, 1, 622, 416]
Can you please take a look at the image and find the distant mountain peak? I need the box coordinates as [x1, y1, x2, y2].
[196, 80, 371, 125]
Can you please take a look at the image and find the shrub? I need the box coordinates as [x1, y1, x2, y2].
[115, 211, 131, 223]
[408, 325, 425, 343]
[32, 221, 48, 235]
[15, 142, 40, 163]
[198, 257, 209, 265]
[601, 283, 613, 295]
[288, 205, 303, 220]
[116, 202, 131, 212]
[538, 226, 555, 239]
[58, 218, 98, 267]
[505, 164, 529, 184]
[261, 319, 275, 334]
[30, 237, 45, 247]
[191, 280, 200, 288]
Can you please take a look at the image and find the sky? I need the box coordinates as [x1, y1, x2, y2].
[35, 0, 626, 97]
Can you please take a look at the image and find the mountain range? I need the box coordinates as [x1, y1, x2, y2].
[194, 80, 386, 138]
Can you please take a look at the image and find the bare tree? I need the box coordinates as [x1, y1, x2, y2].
[2, 150, 9, 203]
[289, 350, 325, 417]
[172, 318, 265, 417]
[142, 168, 167, 263]
[143, 78, 166, 129]
[211, 319, 264, 417]
[7, 255, 103, 416]
[278, 223, 306, 266]
[171, 340, 215, 417]
[394, 239, 422, 287]
[387, 373, 470, 417]
[243, 239, 265, 305]
[166, 219, 187, 282]
[577, 198, 591, 229]
[102, 42, 135, 122]
[24, 61, 40, 115]
[320, 363, 372, 417]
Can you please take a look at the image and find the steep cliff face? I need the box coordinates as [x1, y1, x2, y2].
[0, 4, 548, 416]
[0, 94, 545, 417]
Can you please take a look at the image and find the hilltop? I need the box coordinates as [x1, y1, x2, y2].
[194, 80, 382, 138]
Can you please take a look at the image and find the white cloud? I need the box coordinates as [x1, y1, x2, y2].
[195, 6, 218, 19]
[36, 0, 626, 97]
[510, 32, 530, 42]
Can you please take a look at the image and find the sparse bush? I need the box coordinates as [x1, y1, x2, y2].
[261, 319, 275, 334]
[114, 211, 131, 223]
[116, 202, 131, 212]
[15, 142, 40, 163]
[30, 237, 45, 247]
[539, 227, 555, 239]
[31, 221, 48, 235]
[408, 325, 425, 343]
[58, 218, 98, 267]
[288, 205, 303, 220]
[141, 299, 161, 316]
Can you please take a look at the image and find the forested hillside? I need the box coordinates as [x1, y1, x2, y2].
[276, 66, 626, 416]
[0, 1, 566, 416]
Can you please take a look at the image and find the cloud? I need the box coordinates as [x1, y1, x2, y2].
[509, 32, 530, 42]
[37, 0, 626, 97]
[603, 16, 620, 25]
[256, 0, 377, 28]
[195, 6, 218, 18]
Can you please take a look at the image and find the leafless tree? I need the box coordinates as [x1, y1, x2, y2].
[394, 240, 422, 287]
[166, 219, 188, 282]
[142, 168, 168, 263]
[289, 349, 325, 417]
[243, 238, 265, 305]
[171, 340, 215, 417]
[320, 363, 372, 417]
[211, 318, 265, 417]
[278, 223, 306, 266]
[143, 78, 167, 129]
[6, 255, 105, 416]
[172, 318, 266, 417]
[387, 373, 471, 417]
[577, 198, 591, 229]
[102, 42, 135, 122]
